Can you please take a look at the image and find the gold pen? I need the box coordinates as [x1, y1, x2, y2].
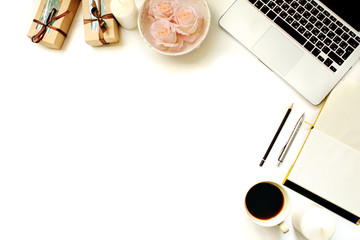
[277, 113, 305, 167]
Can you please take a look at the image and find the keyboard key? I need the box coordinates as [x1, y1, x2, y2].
[312, 28, 320, 36]
[297, 6, 305, 14]
[304, 31, 312, 39]
[298, 0, 306, 6]
[305, 3, 313, 10]
[342, 46, 354, 60]
[310, 8, 319, 16]
[330, 66, 337, 72]
[310, 36, 318, 44]
[291, 2, 299, 9]
[268, 1, 276, 8]
[316, 5, 324, 12]
[309, 16, 317, 24]
[328, 51, 344, 65]
[298, 26, 306, 34]
[342, 26, 349, 32]
[348, 38, 359, 49]
[321, 26, 329, 34]
[324, 38, 331, 45]
[292, 21, 300, 29]
[327, 31, 335, 39]
[323, 10, 331, 17]
[334, 36, 342, 44]
[274, 6, 282, 13]
[282, 3, 290, 11]
[310, 0, 318, 7]
[318, 33, 326, 41]
[318, 55, 325, 62]
[288, 8, 296, 16]
[316, 41, 324, 49]
[315, 21, 323, 29]
[330, 43, 338, 51]
[294, 13, 301, 20]
[317, 13, 325, 21]
[300, 18, 308, 25]
[249, 0, 257, 3]
[274, 17, 307, 45]
[286, 16, 294, 24]
[280, 11, 288, 19]
[305, 23, 314, 31]
[303, 11, 311, 19]
[255, 1, 264, 9]
[335, 28, 344, 36]
[330, 16, 337, 22]
[261, 5, 270, 14]
[339, 41, 348, 49]
[305, 42, 315, 51]
[322, 46, 330, 54]
[336, 48, 345, 56]
[336, 20, 343, 28]
[267, 10, 277, 20]
[323, 18, 331, 26]
[312, 48, 321, 56]
[324, 58, 333, 67]
[329, 23, 337, 31]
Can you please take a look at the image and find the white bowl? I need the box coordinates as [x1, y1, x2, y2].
[138, 0, 211, 56]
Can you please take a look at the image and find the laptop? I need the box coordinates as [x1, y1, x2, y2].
[219, 0, 360, 105]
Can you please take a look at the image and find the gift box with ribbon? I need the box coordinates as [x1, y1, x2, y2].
[83, 0, 120, 46]
[28, 0, 80, 49]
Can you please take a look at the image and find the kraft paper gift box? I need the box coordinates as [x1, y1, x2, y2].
[28, 0, 80, 49]
[82, 0, 120, 46]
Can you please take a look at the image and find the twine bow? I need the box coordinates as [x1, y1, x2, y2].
[83, 0, 115, 45]
[32, 8, 69, 43]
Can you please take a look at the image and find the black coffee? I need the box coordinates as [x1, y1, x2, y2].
[245, 182, 284, 220]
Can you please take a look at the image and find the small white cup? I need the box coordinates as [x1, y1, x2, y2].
[292, 204, 336, 240]
[244, 181, 291, 233]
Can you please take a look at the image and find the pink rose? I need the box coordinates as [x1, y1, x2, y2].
[150, 19, 184, 51]
[148, 0, 179, 20]
[174, 5, 203, 42]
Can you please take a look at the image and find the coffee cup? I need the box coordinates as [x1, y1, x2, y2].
[244, 181, 291, 233]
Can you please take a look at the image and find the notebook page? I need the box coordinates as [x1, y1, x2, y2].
[289, 128, 360, 216]
[315, 80, 360, 151]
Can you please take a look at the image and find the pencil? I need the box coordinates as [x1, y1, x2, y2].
[259, 104, 293, 167]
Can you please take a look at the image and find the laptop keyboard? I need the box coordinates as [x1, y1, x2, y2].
[249, 0, 360, 72]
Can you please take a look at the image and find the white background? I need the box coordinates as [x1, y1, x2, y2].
[1, 0, 359, 239]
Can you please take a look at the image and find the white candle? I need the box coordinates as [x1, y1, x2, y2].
[292, 204, 336, 240]
[110, 0, 138, 30]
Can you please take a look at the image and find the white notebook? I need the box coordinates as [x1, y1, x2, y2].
[284, 79, 360, 225]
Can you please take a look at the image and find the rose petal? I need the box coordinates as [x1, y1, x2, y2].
[150, 19, 184, 51]
[148, 0, 179, 21]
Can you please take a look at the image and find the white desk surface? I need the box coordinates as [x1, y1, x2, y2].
[1, 0, 359, 239]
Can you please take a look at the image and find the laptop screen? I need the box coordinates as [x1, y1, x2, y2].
[320, 0, 360, 32]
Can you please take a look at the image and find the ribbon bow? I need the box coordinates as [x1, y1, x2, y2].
[32, 8, 69, 43]
[83, 0, 115, 45]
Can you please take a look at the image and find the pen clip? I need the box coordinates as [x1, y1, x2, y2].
[278, 144, 286, 161]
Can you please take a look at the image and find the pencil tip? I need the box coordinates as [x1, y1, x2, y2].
[290, 103, 294, 109]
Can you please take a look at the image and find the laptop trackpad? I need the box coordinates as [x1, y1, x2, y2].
[252, 27, 304, 76]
